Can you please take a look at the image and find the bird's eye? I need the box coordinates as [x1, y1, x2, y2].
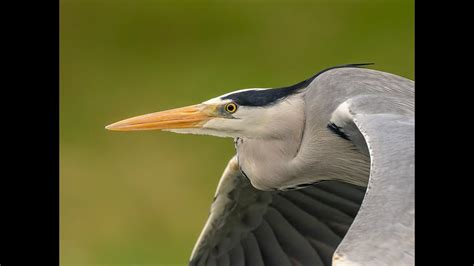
[225, 102, 238, 113]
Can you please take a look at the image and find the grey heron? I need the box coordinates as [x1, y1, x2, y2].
[106, 64, 414, 265]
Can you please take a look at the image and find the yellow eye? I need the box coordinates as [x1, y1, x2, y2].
[225, 102, 238, 113]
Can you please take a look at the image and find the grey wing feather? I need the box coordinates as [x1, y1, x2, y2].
[189, 156, 366, 266]
[330, 95, 414, 265]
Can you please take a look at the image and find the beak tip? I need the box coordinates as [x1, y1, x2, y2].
[105, 123, 118, 131]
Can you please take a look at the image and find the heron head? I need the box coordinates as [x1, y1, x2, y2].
[106, 86, 305, 139]
[106, 65, 373, 138]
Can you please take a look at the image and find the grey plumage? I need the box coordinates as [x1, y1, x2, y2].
[236, 68, 412, 191]
[190, 68, 414, 265]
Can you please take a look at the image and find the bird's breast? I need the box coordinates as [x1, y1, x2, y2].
[235, 138, 302, 191]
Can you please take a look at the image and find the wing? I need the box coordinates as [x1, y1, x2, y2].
[329, 95, 414, 265]
[189, 156, 367, 266]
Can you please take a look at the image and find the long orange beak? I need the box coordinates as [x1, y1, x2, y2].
[105, 104, 215, 131]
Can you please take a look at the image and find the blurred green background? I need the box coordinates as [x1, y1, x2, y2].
[60, 0, 414, 265]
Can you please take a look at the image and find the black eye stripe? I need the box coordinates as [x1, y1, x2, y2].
[221, 63, 373, 107]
